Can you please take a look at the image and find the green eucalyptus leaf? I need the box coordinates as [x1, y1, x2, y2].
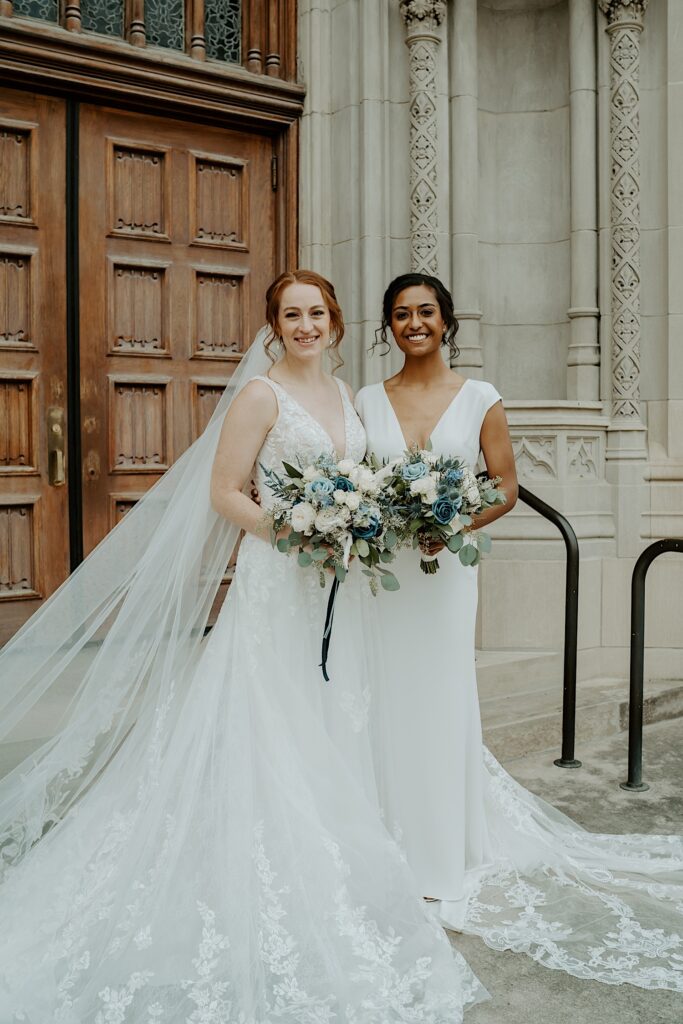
[459, 544, 477, 566]
[288, 531, 303, 546]
[297, 550, 313, 567]
[379, 549, 394, 563]
[478, 532, 492, 553]
[384, 529, 398, 549]
[355, 538, 370, 557]
[447, 533, 464, 553]
[380, 572, 400, 592]
[312, 548, 329, 562]
[276, 538, 290, 553]
[335, 565, 347, 583]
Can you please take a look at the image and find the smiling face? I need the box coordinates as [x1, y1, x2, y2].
[276, 282, 331, 361]
[389, 284, 446, 358]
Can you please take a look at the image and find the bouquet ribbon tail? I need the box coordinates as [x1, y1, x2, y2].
[320, 576, 340, 682]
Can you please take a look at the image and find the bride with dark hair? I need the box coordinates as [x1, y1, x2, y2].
[0, 270, 485, 1023]
[355, 271, 683, 993]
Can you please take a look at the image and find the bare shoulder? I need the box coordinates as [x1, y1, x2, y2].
[222, 377, 278, 429]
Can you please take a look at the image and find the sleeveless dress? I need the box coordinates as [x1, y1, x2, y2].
[355, 378, 683, 992]
[0, 375, 487, 1023]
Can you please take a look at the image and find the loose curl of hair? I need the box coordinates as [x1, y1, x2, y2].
[264, 269, 345, 371]
[373, 273, 460, 362]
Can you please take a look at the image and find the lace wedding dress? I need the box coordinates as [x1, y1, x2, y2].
[356, 378, 683, 993]
[0, 370, 487, 1023]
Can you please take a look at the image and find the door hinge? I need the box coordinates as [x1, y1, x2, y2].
[271, 155, 278, 192]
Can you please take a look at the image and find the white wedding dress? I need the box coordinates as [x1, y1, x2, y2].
[356, 378, 683, 992]
[0, 373, 487, 1023]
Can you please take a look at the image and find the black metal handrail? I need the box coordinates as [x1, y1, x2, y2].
[517, 485, 581, 769]
[620, 538, 683, 792]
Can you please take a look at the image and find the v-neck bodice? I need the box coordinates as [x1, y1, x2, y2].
[355, 378, 502, 469]
[252, 375, 366, 509]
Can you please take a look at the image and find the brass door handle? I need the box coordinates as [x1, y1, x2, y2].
[47, 407, 66, 486]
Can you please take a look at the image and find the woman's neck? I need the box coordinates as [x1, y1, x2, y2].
[272, 354, 327, 387]
[394, 350, 454, 386]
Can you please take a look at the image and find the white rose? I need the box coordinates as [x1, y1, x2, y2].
[450, 516, 464, 533]
[303, 466, 319, 482]
[290, 502, 316, 533]
[410, 478, 432, 496]
[466, 485, 481, 507]
[343, 491, 361, 511]
[315, 506, 350, 533]
[348, 466, 361, 485]
[337, 458, 355, 475]
[333, 489, 347, 505]
[356, 468, 376, 493]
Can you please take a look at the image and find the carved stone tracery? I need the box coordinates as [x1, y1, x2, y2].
[399, 0, 447, 275]
[598, 0, 648, 422]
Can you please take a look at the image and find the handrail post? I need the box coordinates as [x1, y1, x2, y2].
[517, 485, 581, 768]
[621, 538, 683, 791]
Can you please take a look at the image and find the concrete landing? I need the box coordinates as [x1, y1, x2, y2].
[479, 668, 683, 761]
[450, 716, 683, 1023]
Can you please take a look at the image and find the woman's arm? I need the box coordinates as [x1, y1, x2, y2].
[210, 380, 278, 540]
[471, 401, 518, 529]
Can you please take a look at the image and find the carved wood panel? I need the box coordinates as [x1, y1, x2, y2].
[193, 268, 247, 359]
[108, 259, 169, 355]
[0, 499, 39, 599]
[0, 248, 34, 347]
[79, 103, 276, 555]
[0, 91, 69, 641]
[190, 154, 248, 249]
[0, 124, 33, 223]
[109, 142, 169, 240]
[0, 373, 36, 471]
[191, 378, 228, 440]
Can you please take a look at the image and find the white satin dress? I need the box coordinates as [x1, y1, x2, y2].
[355, 378, 683, 992]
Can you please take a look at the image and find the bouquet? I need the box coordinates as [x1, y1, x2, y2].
[373, 446, 506, 574]
[261, 453, 401, 680]
[261, 453, 400, 593]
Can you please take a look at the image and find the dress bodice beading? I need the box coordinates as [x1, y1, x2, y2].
[252, 375, 366, 509]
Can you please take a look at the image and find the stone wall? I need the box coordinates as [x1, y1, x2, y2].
[299, 0, 683, 681]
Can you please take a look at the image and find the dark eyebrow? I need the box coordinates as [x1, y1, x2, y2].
[393, 303, 436, 312]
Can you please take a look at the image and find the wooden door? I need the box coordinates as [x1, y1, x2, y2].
[78, 105, 277, 554]
[0, 90, 70, 642]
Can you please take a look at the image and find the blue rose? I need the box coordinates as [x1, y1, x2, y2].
[305, 478, 335, 504]
[432, 497, 458, 525]
[401, 461, 429, 482]
[334, 475, 356, 492]
[352, 514, 381, 540]
[444, 468, 463, 485]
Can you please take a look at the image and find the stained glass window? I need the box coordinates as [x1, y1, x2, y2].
[12, 0, 58, 21]
[205, 0, 241, 65]
[81, 0, 124, 37]
[145, 0, 185, 52]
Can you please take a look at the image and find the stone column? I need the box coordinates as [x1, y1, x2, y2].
[399, 0, 447, 276]
[449, 0, 482, 376]
[566, 0, 599, 399]
[599, 0, 648, 459]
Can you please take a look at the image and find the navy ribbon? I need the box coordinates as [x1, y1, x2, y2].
[320, 577, 340, 682]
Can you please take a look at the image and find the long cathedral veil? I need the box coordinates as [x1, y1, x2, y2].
[0, 330, 272, 875]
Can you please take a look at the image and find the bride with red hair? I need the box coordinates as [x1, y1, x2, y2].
[0, 270, 485, 1022]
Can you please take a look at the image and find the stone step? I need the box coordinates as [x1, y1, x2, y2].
[475, 649, 562, 700]
[480, 676, 683, 762]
